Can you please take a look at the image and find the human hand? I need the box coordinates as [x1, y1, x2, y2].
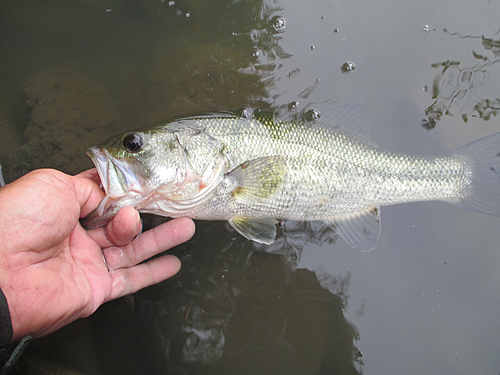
[0, 169, 195, 342]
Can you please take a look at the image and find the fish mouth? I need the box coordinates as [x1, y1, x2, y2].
[86, 146, 147, 198]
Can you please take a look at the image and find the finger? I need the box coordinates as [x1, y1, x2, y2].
[75, 168, 101, 186]
[106, 206, 142, 246]
[91, 206, 142, 247]
[103, 217, 195, 270]
[106, 254, 181, 301]
[72, 173, 107, 217]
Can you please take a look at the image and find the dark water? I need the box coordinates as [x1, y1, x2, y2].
[2, 0, 500, 374]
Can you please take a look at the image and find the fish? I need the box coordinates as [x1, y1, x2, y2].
[81, 104, 500, 251]
[0, 164, 4, 188]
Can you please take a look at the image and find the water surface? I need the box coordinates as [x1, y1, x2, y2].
[2, 0, 500, 374]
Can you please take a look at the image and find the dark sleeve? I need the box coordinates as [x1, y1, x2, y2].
[0, 288, 31, 375]
[0, 288, 12, 348]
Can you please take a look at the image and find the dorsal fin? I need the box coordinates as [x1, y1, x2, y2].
[319, 104, 372, 139]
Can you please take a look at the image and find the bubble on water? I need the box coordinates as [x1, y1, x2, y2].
[168, 1, 175, 6]
[423, 25, 435, 33]
[185, 12, 191, 18]
[271, 16, 286, 32]
[288, 101, 299, 110]
[310, 45, 315, 50]
[304, 109, 321, 121]
[252, 50, 260, 58]
[334, 29, 339, 33]
[105, 8, 112, 13]
[311, 109, 321, 119]
[240, 108, 253, 118]
[341, 61, 356, 74]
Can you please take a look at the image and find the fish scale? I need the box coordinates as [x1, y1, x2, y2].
[198, 116, 467, 214]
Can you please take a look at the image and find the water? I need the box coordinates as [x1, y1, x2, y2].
[2, 0, 500, 374]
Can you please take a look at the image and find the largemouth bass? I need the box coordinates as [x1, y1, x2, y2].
[81, 104, 500, 251]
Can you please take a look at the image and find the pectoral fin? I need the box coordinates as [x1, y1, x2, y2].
[227, 156, 287, 202]
[334, 205, 381, 252]
[229, 216, 278, 245]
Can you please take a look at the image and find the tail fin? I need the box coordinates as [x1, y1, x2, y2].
[455, 132, 500, 216]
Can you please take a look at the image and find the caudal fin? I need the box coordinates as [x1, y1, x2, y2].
[455, 132, 500, 216]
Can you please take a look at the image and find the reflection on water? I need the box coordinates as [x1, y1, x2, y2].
[424, 29, 500, 129]
[139, 0, 291, 122]
[149, 220, 362, 375]
[15, 221, 362, 375]
[146, 43, 268, 122]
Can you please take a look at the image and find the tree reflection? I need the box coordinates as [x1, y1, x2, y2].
[423, 29, 500, 129]
[129, 219, 363, 375]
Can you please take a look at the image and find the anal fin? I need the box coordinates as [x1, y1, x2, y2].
[334, 206, 381, 252]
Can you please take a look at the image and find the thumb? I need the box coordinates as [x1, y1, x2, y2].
[105, 206, 142, 246]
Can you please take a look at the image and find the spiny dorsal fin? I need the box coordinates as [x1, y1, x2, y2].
[319, 104, 372, 139]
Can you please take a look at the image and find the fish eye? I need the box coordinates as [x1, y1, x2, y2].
[123, 133, 144, 152]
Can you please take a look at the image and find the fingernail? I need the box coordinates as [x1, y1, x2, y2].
[134, 217, 143, 241]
